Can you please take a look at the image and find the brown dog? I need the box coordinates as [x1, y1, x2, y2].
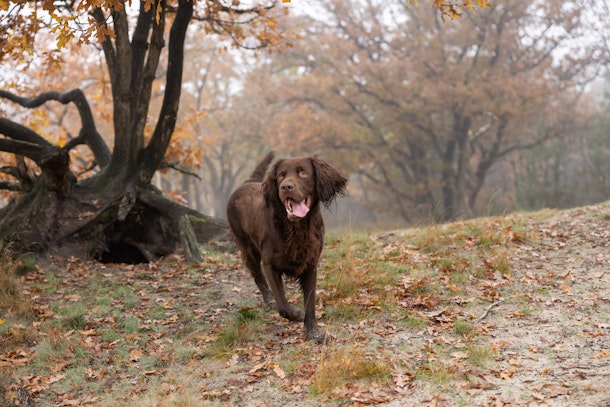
[226, 152, 347, 342]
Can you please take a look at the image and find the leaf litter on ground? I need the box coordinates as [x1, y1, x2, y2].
[1, 201, 609, 406]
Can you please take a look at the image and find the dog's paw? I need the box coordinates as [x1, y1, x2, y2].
[263, 299, 276, 311]
[306, 327, 327, 344]
[279, 306, 305, 322]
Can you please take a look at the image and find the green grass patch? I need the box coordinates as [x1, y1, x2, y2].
[59, 301, 88, 330]
[207, 307, 265, 358]
[34, 334, 71, 366]
[415, 362, 454, 387]
[454, 319, 476, 337]
[401, 311, 429, 330]
[467, 344, 496, 368]
[114, 284, 140, 309]
[14, 253, 38, 276]
[405, 217, 520, 258]
[321, 232, 403, 320]
[325, 303, 363, 321]
[121, 315, 142, 334]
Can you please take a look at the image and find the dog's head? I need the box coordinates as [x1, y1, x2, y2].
[263, 157, 347, 221]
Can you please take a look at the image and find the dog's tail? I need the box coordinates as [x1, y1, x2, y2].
[245, 151, 275, 183]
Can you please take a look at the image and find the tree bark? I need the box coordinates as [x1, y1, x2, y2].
[139, 0, 193, 183]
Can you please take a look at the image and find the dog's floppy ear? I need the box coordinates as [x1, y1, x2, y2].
[311, 157, 348, 208]
[262, 160, 281, 208]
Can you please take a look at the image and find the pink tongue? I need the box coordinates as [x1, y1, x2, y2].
[291, 200, 310, 218]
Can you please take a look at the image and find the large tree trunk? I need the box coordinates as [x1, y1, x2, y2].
[0, 90, 228, 262]
[0, 163, 228, 262]
[0, 99, 228, 262]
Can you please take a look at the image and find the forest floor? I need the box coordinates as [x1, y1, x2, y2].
[1, 201, 609, 407]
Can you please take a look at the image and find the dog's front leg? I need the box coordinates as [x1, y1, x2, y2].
[301, 267, 325, 343]
[262, 263, 305, 322]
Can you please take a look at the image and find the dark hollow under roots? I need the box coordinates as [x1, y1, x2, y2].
[96, 241, 149, 264]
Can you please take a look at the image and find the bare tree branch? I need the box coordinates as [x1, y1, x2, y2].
[0, 117, 52, 147]
[0, 89, 111, 167]
[0, 181, 23, 191]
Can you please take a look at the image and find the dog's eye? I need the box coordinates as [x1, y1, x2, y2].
[298, 169, 309, 178]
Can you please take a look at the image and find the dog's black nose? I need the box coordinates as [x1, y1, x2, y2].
[280, 182, 294, 192]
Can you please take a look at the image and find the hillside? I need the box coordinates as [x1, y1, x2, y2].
[1, 202, 609, 406]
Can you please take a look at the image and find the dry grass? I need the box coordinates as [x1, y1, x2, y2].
[310, 343, 392, 396]
[206, 307, 265, 358]
[0, 247, 33, 321]
[321, 232, 404, 320]
[415, 362, 454, 387]
[466, 343, 496, 368]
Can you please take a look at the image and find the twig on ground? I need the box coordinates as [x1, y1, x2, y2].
[16, 380, 34, 407]
[478, 299, 504, 321]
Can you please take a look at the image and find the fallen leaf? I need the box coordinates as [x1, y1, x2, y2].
[426, 307, 448, 318]
[579, 331, 605, 338]
[43, 373, 66, 384]
[394, 373, 413, 394]
[447, 283, 461, 292]
[594, 349, 610, 358]
[497, 369, 517, 380]
[506, 310, 525, 318]
[531, 390, 546, 401]
[273, 363, 286, 379]
[528, 345, 541, 353]
[451, 351, 468, 360]
[129, 349, 143, 362]
[535, 383, 571, 399]
[227, 354, 239, 366]
[582, 384, 600, 392]
[249, 361, 267, 376]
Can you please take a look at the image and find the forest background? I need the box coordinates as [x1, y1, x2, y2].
[1, 0, 610, 234]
